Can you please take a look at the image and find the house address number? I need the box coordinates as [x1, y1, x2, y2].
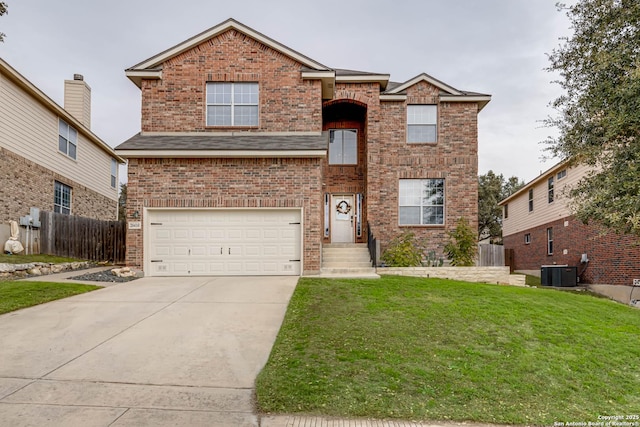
[128, 221, 142, 230]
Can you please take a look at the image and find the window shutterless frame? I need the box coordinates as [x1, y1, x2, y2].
[407, 105, 437, 143]
[54, 181, 72, 215]
[206, 82, 258, 126]
[328, 129, 357, 165]
[398, 179, 445, 225]
[58, 118, 77, 160]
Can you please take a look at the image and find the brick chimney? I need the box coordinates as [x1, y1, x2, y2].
[64, 74, 91, 129]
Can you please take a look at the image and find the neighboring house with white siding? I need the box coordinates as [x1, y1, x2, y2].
[500, 160, 640, 289]
[0, 57, 125, 243]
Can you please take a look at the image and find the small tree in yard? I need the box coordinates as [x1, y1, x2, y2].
[444, 218, 477, 266]
[381, 231, 424, 267]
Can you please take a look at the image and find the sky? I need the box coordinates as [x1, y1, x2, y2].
[0, 0, 574, 184]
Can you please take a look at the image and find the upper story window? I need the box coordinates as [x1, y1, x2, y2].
[528, 189, 534, 212]
[407, 105, 437, 143]
[504, 203, 509, 219]
[54, 181, 72, 215]
[557, 169, 567, 180]
[329, 129, 357, 165]
[58, 119, 77, 160]
[548, 177, 555, 203]
[206, 82, 258, 126]
[111, 158, 117, 188]
[399, 179, 445, 225]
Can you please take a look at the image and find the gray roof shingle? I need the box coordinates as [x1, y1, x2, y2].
[115, 132, 329, 152]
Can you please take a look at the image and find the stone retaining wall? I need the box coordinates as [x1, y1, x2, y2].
[378, 266, 516, 285]
[0, 261, 94, 279]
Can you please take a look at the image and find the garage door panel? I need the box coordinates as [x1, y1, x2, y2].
[147, 209, 301, 276]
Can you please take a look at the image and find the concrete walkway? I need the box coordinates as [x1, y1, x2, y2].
[0, 275, 298, 426]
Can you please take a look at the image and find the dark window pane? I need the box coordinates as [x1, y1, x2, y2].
[59, 136, 67, 154]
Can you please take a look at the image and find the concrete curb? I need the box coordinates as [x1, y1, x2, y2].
[260, 415, 515, 427]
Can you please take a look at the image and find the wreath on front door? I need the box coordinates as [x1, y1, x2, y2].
[336, 200, 351, 215]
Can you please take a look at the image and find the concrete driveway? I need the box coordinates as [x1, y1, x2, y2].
[0, 276, 298, 426]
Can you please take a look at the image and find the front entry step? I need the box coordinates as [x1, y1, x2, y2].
[318, 244, 379, 279]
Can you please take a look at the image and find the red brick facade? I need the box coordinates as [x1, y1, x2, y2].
[126, 157, 323, 272]
[370, 82, 479, 257]
[503, 216, 640, 286]
[140, 30, 322, 133]
[122, 21, 486, 274]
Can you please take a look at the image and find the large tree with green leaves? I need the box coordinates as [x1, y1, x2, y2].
[0, 2, 7, 43]
[478, 171, 523, 243]
[545, 0, 640, 236]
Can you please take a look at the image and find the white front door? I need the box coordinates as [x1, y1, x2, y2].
[331, 195, 354, 243]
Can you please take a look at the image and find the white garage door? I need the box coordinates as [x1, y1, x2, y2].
[146, 209, 301, 276]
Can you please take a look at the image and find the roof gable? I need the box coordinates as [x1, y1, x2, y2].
[126, 18, 330, 87]
[385, 73, 462, 96]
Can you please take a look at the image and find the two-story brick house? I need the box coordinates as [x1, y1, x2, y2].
[116, 19, 490, 277]
[500, 160, 640, 289]
[0, 58, 124, 244]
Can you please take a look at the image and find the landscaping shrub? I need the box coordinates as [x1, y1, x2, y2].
[381, 231, 424, 267]
[444, 217, 477, 266]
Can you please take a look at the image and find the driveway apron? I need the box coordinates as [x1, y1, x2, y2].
[0, 276, 298, 426]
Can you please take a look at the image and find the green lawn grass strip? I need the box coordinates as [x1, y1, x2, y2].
[0, 254, 83, 264]
[256, 276, 640, 425]
[0, 281, 100, 314]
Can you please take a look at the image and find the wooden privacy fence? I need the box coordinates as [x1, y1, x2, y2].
[478, 243, 505, 267]
[40, 211, 126, 264]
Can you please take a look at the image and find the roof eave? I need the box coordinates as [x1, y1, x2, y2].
[379, 94, 407, 102]
[498, 159, 571, 205]
[115, 149, 327, 159]
[301, 70, 336, 99]
[335, 74, 390, 91]
[125, 69, 163, 88]
[440, 95, 492, 112]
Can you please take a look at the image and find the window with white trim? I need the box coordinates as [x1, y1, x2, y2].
[528, 189, 534, 212]
[557, 169, 567, 180]
[329, 129, 357, 164]
[111, 158, 117, 188]
[548, 177, 555, 203]
[58, 118, 77, 159]
[399, 179, 445, 225]
[206, 82, 258, 126]
[54, 181, 72, 215]
[524, 233, 531, 244]
[407, 105, 437, 143]
[547, 227, 553, 255]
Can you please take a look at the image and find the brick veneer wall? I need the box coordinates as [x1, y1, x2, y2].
[0, 147, 117, 222]
[140, 29, 322, 133]
[126, 157, 323, 274]
[322, 100, 367, 244]
[503, 216, 640, 286]
[368, 81, 479, 258]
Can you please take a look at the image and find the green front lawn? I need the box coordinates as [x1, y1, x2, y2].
[256, 276, 640, 425]
[0, 253, 83, 264]
[0, 281, 100, 314]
